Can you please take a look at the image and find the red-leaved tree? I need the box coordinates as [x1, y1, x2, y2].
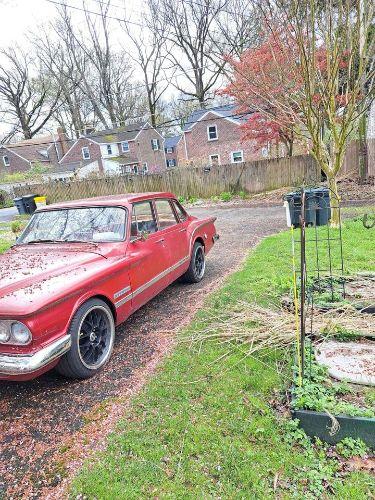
[222, 0, 374, 225]
[222, 30, 302, 157]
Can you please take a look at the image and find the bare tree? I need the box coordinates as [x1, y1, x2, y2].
[120, 0, 170, 126]
[0, 47, 61, 139]
[32, 28, 89, 138]
[53, 1, 138, 130]
[213, 0, 262, 58]
[155, 0, 229, 107]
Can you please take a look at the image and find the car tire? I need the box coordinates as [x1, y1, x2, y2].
[181, 241, 206, 283]
[56, 298, 115, 379]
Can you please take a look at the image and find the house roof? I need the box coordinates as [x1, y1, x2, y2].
[164, 135, 181, 148]
[85, 121, 149, 144]
[5, 135, 54, 162]
[182, 104, 252, 132]
[3, 134, 71, 164]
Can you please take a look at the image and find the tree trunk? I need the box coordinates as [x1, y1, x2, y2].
[328, 175, 340, 227]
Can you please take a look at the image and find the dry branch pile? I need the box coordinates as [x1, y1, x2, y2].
[182, 301, 375, 355]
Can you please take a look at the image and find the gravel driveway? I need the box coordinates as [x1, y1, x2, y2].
[0, 205, 285, 498]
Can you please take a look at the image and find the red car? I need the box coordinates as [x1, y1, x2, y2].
[0, 193, 218, 381]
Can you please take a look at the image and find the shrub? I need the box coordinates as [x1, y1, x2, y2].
[220, 191, 233, 202]
[11, 219, 28, 234]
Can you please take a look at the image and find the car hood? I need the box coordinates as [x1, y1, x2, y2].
[0, 244, 111, 316]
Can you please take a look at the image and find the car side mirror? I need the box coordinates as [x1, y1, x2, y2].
[130, 230, 149, 243]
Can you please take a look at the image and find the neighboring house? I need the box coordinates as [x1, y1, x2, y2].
[57, 122, 167, 178]
[0, 128, 70, 175]
[176, 104, 260, 167]
[164, 135, 180, 168]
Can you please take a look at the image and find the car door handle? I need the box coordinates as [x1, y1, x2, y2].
[156, 238, 165, 243]
[179, 228, 187, 232]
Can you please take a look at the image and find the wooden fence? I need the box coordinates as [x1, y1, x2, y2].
[14, 154, 319, 203]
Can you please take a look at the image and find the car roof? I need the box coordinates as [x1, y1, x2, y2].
[37, 192, 177, 211]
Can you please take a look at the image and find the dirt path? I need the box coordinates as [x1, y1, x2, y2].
[0, 205, 285, 499]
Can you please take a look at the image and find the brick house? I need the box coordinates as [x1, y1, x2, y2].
[176, 104, 263, 167]
[0, 128, 70, 175]
[164, 135, 180, 168]
[57, 122, 167, 178]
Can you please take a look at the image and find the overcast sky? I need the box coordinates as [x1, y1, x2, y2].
[0, 0, 142, 47]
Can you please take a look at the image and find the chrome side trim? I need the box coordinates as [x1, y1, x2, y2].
[115, 255, 190, 309]
[0, 335, 71, 376]
[114, 293, 132, 308]
[113, 285, 131, 300]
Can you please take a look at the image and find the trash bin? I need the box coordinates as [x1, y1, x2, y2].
[285, 191, 302, 227]
[314, 187, 331, 226]
[22, 194, 37, 214]
[284, 189, 328, 227]
[13, 197, 27, 215]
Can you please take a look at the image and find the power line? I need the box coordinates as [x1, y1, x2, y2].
[1, 106, 250, 151]
[44, 0, 242, 47]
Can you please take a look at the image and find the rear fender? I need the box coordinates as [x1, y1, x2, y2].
[188, 217, 217, 255]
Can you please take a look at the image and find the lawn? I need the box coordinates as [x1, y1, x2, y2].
[71, 218, 375, 499]
[0, 222, 14, 253]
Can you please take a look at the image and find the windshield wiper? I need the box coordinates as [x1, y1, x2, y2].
[62, 239, 98, 246]
[24, 239, 63, 244]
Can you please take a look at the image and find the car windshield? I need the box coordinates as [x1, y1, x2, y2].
[18, 206, 127, 244]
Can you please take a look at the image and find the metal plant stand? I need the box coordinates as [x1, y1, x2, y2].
[286, 187, 345, 384]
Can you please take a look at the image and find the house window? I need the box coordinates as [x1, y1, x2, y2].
[121, 141, 129, 152]
[231, 151, 243, 163]
[142, 163, 148, 174]
[165, 146, 173, 154]
[207, 125, 218, 141]
[2, 155, 10, 167]
[106, 144, 113, 155]
[209, 154, 220, 165]
[133, 165, 139, 174]
[262, 142, 271, 158]
[166, 159, 176, 168]
[120, 164, 132, 175]
[82, 147, 90, 160]
[151, 138, 160, 151]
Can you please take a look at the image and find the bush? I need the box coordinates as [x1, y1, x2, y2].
[11, 219, 28, 234]
[0, 189, 13, 209]
[220, 191, 233, 202]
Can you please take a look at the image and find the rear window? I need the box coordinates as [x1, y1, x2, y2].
[155, 199, 178, 229]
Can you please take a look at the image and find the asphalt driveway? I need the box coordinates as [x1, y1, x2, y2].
[0, 204, 285, 498]
[0, 206, 18, 222]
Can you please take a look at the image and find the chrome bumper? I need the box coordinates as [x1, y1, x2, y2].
[0, 335, 71, 375]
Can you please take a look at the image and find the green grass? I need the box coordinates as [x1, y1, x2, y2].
[0, 222, 14, 253]
[71, 218, 375, 499]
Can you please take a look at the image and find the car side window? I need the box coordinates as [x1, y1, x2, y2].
[172, 200, 188, 222]
[131, 201, 157, 236]
[155, 199, 178, 230]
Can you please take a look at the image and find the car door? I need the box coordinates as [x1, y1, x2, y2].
[127, 200, 170, 310]
[153, 198, 190, 281]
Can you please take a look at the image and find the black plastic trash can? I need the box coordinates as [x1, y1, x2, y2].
[314, 188, 331, 226]
[285, 188, 331, 227]
[22, 194, 37, 214]
[13, 197, 27, 215]
[285, 191, 302, 227]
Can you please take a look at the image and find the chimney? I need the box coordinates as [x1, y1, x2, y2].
[83, 124, 96, 135]
[57, 127, 69, 157]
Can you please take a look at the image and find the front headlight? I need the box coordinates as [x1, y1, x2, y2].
[0, 320, 32, 345]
